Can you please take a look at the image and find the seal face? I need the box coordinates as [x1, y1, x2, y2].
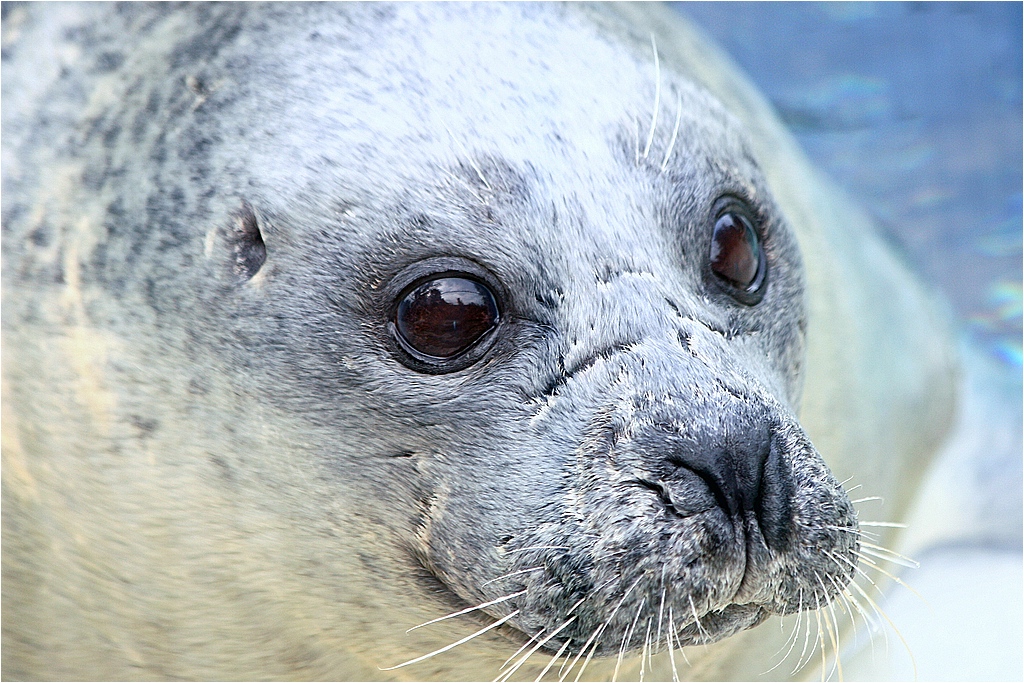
[1, 3, 882, 679]
[379, 178, 860, 655]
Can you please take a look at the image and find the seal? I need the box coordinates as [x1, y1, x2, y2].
[1, 3, 957, 680]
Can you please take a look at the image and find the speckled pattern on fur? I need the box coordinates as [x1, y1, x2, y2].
[2, 3, 956, 681]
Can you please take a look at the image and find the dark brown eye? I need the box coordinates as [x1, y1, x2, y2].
[395, 277, 499, 359]
[709, 209, 765, 297]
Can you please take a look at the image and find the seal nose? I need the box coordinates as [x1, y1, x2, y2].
[662, 419, 767, 519]
[631, 410, 794, 551]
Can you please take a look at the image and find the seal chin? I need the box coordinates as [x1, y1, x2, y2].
[672, 603, 771, 647]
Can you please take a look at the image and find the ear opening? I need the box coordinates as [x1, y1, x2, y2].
[229, 201, 267, 282]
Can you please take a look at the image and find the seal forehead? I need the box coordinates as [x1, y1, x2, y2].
[213, 4, 757, 211]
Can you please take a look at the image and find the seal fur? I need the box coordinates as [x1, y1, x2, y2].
[2, 3, 957, 680]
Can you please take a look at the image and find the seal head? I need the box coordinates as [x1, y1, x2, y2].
[1, 3, 873, 677]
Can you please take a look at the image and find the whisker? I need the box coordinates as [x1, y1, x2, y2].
[793, 589, 815, 675]
[851, 551, 926, 602]
[829, 551, 893, 639]
[827, 573, 859, 626]
[815, 573, 842, 681]
[535, 637, 573, 683]
[688, 596, 710, 645]
[843, 586, 880, 659]
[521, 592, 589, 680]
[825, 524, 880, 541]
[381, 610, 519, 671]
[560, 623, 601, 683]
[573, 627, 607, 683]
[613, 597, 647, 682]
[814, 606, 826, 682]
[655, 587, 666, 673]
[858, 542, 920, 569]
[407, 590, 527, 633]
[639, 617, 653, 682]
[571, 578, 642, 683]
[670, 605, 692, 666]
[497, 616, 578, 683]
[848, 578, 917, 679]
[837, 581, 880, 660]
[850, 496, 883, 505]
[764, 592, 803, 675]
[858, 521, 908, 529]
[666, 604, 680, 682]
[482, 568, 545, 588]
[660, 91, 682, 172]
[503, 632, 541, 673]
[641, 34, 661, 160]
[498, 627, 549, 683]
[511, 581, 613, 679]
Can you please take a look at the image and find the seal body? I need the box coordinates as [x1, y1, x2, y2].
[2, 3, 956, 680]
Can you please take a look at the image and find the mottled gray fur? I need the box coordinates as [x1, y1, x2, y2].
[2, 3, 954, 681]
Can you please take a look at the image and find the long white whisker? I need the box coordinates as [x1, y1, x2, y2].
[536, 637, 573, 683]
[641, 34, 660, 160]
[560, 622, 602, 683]
[793, 588, 815, 675]
[572, 577, 642, 683]
[851, 551, 926, 602]
[848, 578, 917, 679]
[815, 573, 842, 681]
[830, 573, 877, 663]
[827, 524, 881, 541]
[482, 568, 545, 588]
[639, 617, 653, 682]
[655, 586, 666, 671]
[614, 596, 646, 682]
[573, 627, 607, 683]
[660, 91, 682, 172]
[497, 616, 578, 683]
[407, 590, 527, 633]
[858, 542, 920, 568]
[666, 604, 680, 682]
[381, 610, 519, 671]
[501, 595, 588, 683]
[503, 633, 541, 672]
[688, 596, 710, 645]
[764, 592, 803, 675]
[814, 606, 826, 682]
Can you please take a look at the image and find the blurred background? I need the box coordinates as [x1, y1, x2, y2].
[677, 1, 1022, 380]
[674, 4, 1022, 679]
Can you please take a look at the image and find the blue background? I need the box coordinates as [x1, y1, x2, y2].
[676, 2, 1023, 382]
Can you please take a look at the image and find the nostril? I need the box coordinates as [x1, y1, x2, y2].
[635, 478, 680, 516]
[665, 453, 737, 518]
[755, 436, 795, 551]
[635, 470, 719, 518]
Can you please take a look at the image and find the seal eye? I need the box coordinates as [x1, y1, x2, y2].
[395, 277, 499, 359]
[709, 205, 766, 302]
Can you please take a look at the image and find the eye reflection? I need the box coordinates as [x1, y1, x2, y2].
[395, 277, 499, 359]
